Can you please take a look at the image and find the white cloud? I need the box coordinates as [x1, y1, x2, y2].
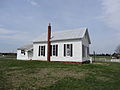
[0, 34, 29, 41]
[25, 0, 39, 6]
[0, 28, 17, 34]
[0, 28, 33, 42]
[101, 0, 120, 30]
[30, 1, 38, 6]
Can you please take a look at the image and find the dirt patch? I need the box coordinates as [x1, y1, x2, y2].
[6, 68, 86, 88]
[96, 76, 110, 82]
[9, 67, 22, 70]
[49, 68, 85, 79]
[6, 68, 26, 75]
[93, 62, 111, 66]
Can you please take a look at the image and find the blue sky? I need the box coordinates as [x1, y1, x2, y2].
[0, 0, 120, 54]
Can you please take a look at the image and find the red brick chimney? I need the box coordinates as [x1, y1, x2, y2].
[47, 23, 51, 62]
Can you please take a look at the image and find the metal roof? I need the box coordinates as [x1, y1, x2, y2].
[17, 44, 33, 50]
[33, 28, 89, 42]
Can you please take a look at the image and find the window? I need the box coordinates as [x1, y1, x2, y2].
[67, 44, 71, 56]
[41, 46, 44, 55]
[82, 45, 85, 57]
[56, 45, 58, 56]
[64, 44, 66, 56]
[50, 45, 58, 56]
[87, 47, 89, 56]
[53, 45, 56, 55]
[38, 46, 45, 56]
[38, 46, 40, 56]
[50, 45, 52, 56]
[21, 50, 25, 55]
[64, 44, 73, 57]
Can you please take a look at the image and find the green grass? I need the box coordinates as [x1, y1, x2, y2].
[0, 57, 120, 90]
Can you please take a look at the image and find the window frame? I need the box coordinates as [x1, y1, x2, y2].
[38, 45, 45, 56]
[50, 44, 58, 56]
[64, 44, 73, 57]
[53, 45, 56, 56]
[21, 50, 25, 55]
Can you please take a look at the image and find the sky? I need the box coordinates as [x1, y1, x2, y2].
[0, 0, 120, 54]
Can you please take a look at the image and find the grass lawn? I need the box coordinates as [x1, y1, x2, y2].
[0, 58, 120, 90]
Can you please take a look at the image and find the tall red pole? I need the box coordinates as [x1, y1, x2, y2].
[47, 23, 51, 62]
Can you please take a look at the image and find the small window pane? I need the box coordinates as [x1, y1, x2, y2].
[56, 45, 58, 56]
[41, 46, 43, 56]
[21, 50, 25, 55]
[67, 44, 71, 56]
[53, 45, 56, 56]
[38, 46, 40, 56]
[64, 44, 66, 56]
[70, 44, 73, 57]
[43, 46, 45, 56]
[50, 45, 52, 56]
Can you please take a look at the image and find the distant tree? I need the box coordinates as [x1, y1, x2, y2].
[114, 45, 120, 59]
[106, 54, 111, 56]
[115, 45, 120, 54]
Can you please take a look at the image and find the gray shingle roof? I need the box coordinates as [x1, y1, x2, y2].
[17, 44, 33, 50]
[33, 28, 88, 42]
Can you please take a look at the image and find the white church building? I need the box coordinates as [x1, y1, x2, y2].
[17, 24, 91, 64]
